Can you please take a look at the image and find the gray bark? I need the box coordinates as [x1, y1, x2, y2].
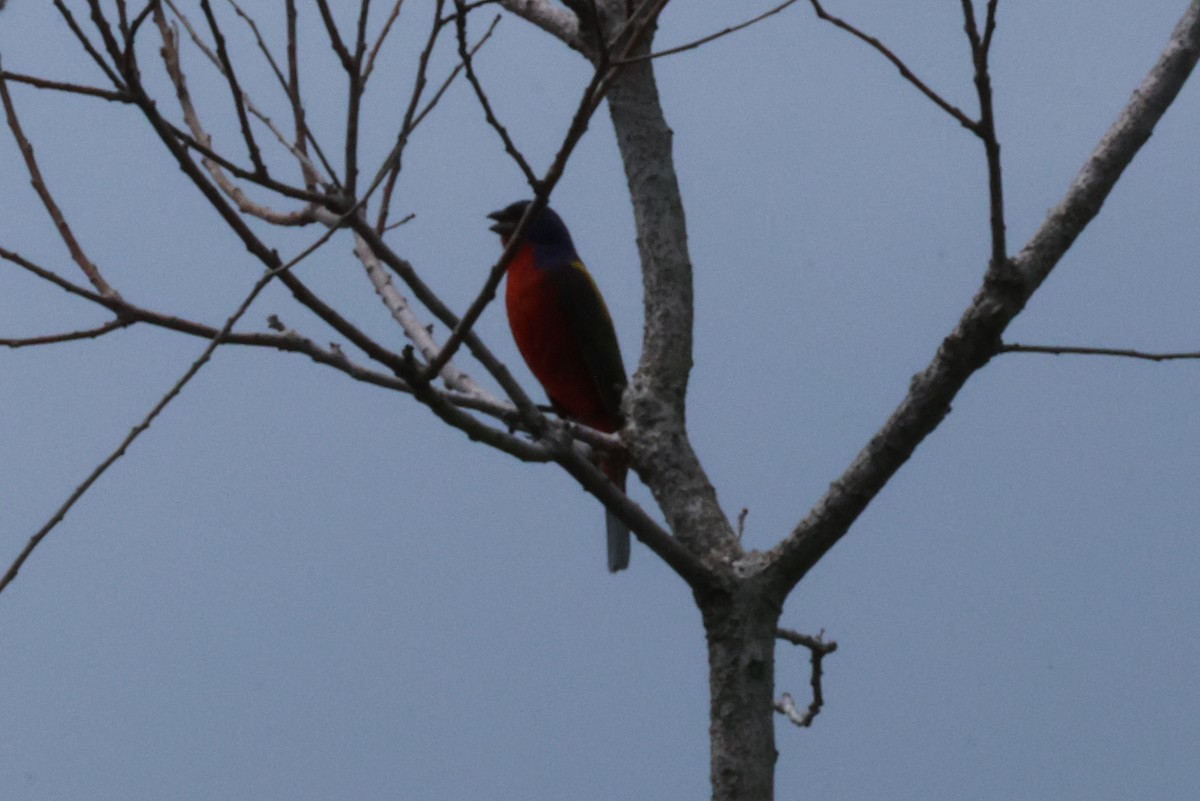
[702, 584, 781, 801]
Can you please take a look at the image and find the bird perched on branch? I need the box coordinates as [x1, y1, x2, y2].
[487, 200, 630, 572]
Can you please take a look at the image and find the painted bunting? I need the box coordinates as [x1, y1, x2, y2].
[487, 200, 631, 572]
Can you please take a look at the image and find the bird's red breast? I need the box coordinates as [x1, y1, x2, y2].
[505, 243, 620, 433]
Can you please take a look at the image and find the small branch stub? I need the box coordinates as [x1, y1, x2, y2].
[775, 627, 838, 728]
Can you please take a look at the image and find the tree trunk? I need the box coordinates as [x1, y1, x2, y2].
[701, 586, 781, 801]
[605, 29, 776, 801]
[605, 29, 741, 562]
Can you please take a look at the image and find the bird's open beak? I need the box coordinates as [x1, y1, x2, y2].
[486, 210, 510, 236]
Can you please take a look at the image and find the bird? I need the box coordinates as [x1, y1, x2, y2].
[487, 200, 631, 572]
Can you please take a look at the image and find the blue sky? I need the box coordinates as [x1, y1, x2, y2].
[2, 1, 1198, 799]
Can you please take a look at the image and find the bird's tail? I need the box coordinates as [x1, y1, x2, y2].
[602, 458, 630, 572]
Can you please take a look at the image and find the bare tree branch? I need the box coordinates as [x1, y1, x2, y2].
[340, 0, 373, 195]
[126, 10, 418, 384]
[0, 245, 113, 304]
[223, 0, 287, 88]
[348, 227, 488, 396]
[143, 6, 558, 462]
[154, 11, 324, 223]
[0, 217, 548, 596]
[982, 0, 999, 54]
[0, 245, 528, 434]
[162, 7, 332, 195]
[766, 0, 1200, 593]
[1001, 343, 1200, 362]
[1009, 3, 1200, 292]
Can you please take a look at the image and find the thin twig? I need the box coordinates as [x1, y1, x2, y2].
[224, 0, 289, 92]
[165, 1, 332, 192]
[0, 319, 133, 348]
[453, 5, 538, 186]
[116, 0, 130, 39]
[284, 0, 316, 188]
[0, 246, 520, 427]
[199, 0, 268, 175]
[437, 0, 496, 26]
[0, 246, 110, 304]
[0, 266, 277, 596]
[224, 0, 333, 190]
[960, 0, 981, 50]
[155, 26, 321, 223]
[52, 0, 128, 91]
[981, 0, 999, 54]
[808, 0, 980, 134]
[363, 0, 407, 84]
[84, 0, 128, 74]
[338, 0, 373, 196]
[0, 62, 119, 298]
[377, 0, 452, 231]
[164, 121, 326, 206]
[379, 9, 500, 230]
[960, 0, 1007, 265]
[383, 212, 416, 231]
[126, 0, 160, 48]
[622, 0, 800, 63]
[314, 0, 355, 70]
[150, 5, 535, 442]
[0, 71, 130, 102]
[774, 627, 837, 728]
[140, 5, 410, 376]
[1001, 343, 1200, 362]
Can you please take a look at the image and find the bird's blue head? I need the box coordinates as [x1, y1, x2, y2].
[487, 200, 578, 264]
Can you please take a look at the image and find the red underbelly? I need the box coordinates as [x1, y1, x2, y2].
[506, 252, 615, 432]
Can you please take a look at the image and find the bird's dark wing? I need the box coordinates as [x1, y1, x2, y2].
[553, 260, 628, 423]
